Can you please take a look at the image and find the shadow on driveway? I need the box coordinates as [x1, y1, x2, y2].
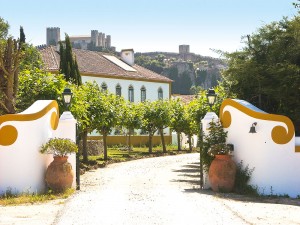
[172, 161, 300, 207]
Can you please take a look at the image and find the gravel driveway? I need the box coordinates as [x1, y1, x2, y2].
[1, 153, 300, 225]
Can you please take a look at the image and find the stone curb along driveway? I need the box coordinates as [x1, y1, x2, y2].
[1, 153, 300, 225]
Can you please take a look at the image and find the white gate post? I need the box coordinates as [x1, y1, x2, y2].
[53, 111, 77, 188]
[201, 112, 218, 189]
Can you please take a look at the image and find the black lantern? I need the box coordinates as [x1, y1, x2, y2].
[249, 122, 257, 133]
[62, 87, 73, 110]
[206, 89, 217, 110]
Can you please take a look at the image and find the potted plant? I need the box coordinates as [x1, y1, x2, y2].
[40, 138, 78, 192]
[202, 120, 236, 192]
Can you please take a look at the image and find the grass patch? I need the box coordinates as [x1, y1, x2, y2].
[0, 188, 75, 206]
[80, 145, 197, 171]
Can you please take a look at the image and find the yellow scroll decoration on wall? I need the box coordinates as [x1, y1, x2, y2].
[219, 99, 295, 145]
[0, 100, 59, 146]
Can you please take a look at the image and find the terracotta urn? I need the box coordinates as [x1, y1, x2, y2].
[208, 155, 236, 192]
[45, 156, 73, 192]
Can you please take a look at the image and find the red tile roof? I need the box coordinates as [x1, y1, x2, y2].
[172, 94, 196, 104]
[39, 46, 172, 83]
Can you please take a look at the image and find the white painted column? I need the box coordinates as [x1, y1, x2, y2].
[53, 111, 77, 188]
[201, 112, 219, 189]
[201, 112, 218, 136]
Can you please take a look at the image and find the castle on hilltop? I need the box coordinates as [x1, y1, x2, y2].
[46, 27, 60, 46]
[46, 27, 114, 51]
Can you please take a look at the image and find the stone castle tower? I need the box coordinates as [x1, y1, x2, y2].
[91, 30, 99, 46]
[179, 45, 190, 54]
[46, 27, 60, 46]
[91, 30, 111, 48]
[45, 27, 113, 50]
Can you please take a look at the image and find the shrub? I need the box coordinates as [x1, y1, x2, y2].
[40, 138, 78, 157]
[234, 160, 258, 196]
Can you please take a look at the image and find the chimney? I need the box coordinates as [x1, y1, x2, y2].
[121, 49, 134, 66]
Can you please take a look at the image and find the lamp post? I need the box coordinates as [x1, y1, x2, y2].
[62, 87, 73, 111]
[61, 87, 80, 190]
[200, 88, 217, 189]
[206, 89, 217, 111]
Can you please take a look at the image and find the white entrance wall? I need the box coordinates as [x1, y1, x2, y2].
[220, 99, 300, 197]
[0, 101, 58, 194]
[0, 100, 77, 194]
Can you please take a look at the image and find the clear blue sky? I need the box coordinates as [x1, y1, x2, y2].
[0, 0, 297, 57]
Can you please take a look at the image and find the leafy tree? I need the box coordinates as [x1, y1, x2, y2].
[151, 100, 171, 153]
[169, 98, 186, 151]
[141, 100, 170, 153]
[0, 17, 9, 39]
[0, 37, 23, 115]
[121, 102, 142, 151]
[59, 34, 82, 85]
[169, 98, 199, 152]
[182, 106, 198, 152]
[94, 92, 124, 160]
[70, 82, 100, 162]
[19, 44, 43, 71]
[17, 68, 67, 112]
[140, 101, 158, 153]
[135, 54, 166, 74]
[221, 15, 300, 134]
[190, 85, 204, 95]
[293, 0, 300, 8]
[135, 55, 150, 66]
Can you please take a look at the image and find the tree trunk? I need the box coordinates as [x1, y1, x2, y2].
[177, 132, 181, 151]
[188, 134, 192, 152]
[128, 132, 132, 152]
[199, 123, 204, 189]
[148, 134, 153, 154]
[160, 128, 166, 153]
[0, 38, 21, 114]
[81, 130, 88, 162]
[103, 132, 108, 161]
[5, 72, 15, 113]
[200, 156, 204, 189]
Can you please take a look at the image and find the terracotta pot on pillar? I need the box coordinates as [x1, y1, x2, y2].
[45, 156, 74, 192]
[209, 155, 236, 192]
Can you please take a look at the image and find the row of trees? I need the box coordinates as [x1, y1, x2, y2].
[18, 63, 229, 161]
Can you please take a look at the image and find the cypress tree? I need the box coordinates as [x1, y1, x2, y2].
[59, 41, 65, 76]
[19, 26, 25, 44]
[19, 26, 26, 51]
[73, 56, 82, 85]
[59, 33, 82, 85]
